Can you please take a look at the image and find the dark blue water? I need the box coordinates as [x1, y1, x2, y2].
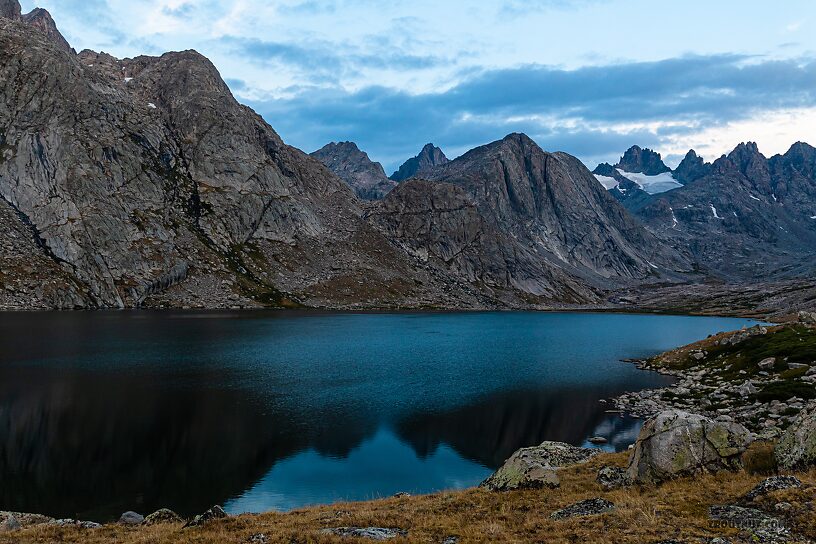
[0, 311, 758, 520]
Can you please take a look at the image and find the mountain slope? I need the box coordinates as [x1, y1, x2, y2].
[311, 142, 397, 200]
[390, 143, 449, 181]
[0, 7, 494, 310]
[368, 134, 704, 305]
[635, 142, 816, 279]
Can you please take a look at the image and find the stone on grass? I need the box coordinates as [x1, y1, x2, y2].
[322, 527, 408, 540]
[143, 509, 183, 525]
[743, 476, 802, 502]
[758, 358, 776, 370]
[596, 466, 631, 491]
[480, 441, 600, 491]
[184, 505, 227, 528]
[798, 311, 816, 324]
[627, 410, 751, 484]
[119, 511, 144, 525]
[709, 505, 789, 543]
[775, 409, 816, 470]
[2, 515, 20, 532]
[51, 519, 102, 529]
[550, 498, 615, 520]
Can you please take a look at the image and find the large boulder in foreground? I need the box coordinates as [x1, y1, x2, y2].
[481, 441, 600, 491]
[775, 409, 816, 470]
[627, 410, 751, 484]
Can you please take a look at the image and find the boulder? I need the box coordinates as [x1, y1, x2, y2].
[596, 466, 631, 491]
[550, 498, 615, 520]
[118, 511, 144, 525]
[143, 508, 182, 525]
[743, 476, 802, 502]
[627, 410, 751, 484]
[321, 527, 407, 540]
[775, 409, 816, 470]
[480, 441, 600, 491]
[798, 311, 816, 324]
[758, 358, 776, 370]
[2, 514, 20, 532]
[184, 505, 227, 528]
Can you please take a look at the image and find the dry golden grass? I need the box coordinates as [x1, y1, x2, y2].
[3, 451, 815, 544]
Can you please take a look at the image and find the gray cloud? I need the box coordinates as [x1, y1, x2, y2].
[240, 54, 816, 171]
[223, 35, 446, 85]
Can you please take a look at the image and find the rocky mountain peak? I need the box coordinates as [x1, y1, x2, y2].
[726, 142, 771, 190]
[616, 145, 671, 175]
[0, 0, 21, 19]
[673, 149, 711, 184]
[21, 7, 71, 52]
[0, 1, 72, 52]
[390, 142, 449, 181]
[784, 141, 816, 162]
[311, 142, 396, 200]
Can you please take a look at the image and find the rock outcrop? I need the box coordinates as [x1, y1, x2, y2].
[617, 146, 672, 176]
[390, 143, 448, 181]
[480, 441, 599, 491]
[0, 0, 70, 51]
[673, 149, 711, 184]
[626, 410, 751, 484]
[550, 498, 615, 520]
[311, 142, 397, 200]
[775, 410, 816, 470]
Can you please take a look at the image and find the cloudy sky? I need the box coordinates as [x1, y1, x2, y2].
[22, 0, 816, 173]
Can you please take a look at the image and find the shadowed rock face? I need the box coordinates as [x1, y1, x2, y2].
[673, 149, 711, 185]
[617, 145, 671, 176]
[635, 142, 816, 280]
[368, 179, 600, 304]
[311, 142, 397, 200]
[390, 143, 449, 182]
[416, 134, 691, 284]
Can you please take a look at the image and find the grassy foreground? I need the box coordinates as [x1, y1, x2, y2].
[3, 449, 815, 544]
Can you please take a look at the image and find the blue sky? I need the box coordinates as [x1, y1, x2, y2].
[21, 0, 816, 172]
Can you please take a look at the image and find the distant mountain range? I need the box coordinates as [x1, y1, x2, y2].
[1, 2, 814, 312]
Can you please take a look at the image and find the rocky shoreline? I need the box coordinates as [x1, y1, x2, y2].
[611, 312, 816, 442]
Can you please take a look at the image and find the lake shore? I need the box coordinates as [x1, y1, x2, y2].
[2, 316, 814, 542]
[2, 450, 815, 543]
[612, 320, 816, 442]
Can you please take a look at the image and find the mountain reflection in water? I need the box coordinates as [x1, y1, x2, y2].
[0, 311, 758, 520]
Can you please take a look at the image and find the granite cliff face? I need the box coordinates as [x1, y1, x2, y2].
[390, 143, 449, 182]
[0, 6, 494, 310]
[635, 142, 816, 279]
[310, 142, 397, 200]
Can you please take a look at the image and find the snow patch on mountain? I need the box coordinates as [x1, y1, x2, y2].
[616, 169, 683, 195]
[594, 174, 619, 190]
